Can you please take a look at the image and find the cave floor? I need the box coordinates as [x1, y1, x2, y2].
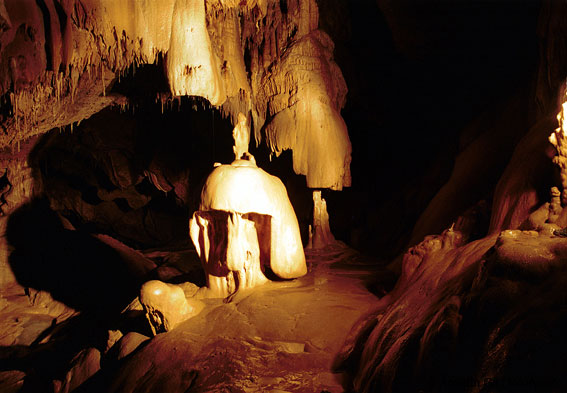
[0, 243, 389, 393]
[109, 243, 386, 393]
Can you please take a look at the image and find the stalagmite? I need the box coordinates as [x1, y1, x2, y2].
[549, 186, 562, 223]
[189, 160, 307, 298]
[189, 117, 306, 298]
[307, 190, 336, 249]
[139, 280, 204, 335]
[232, 112, 250, 160]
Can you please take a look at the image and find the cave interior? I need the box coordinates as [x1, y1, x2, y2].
[0, 0, 566, 392]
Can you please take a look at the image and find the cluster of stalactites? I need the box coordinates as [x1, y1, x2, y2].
[205, 0, 351, 189]
[0, 0, 351, 190]
[242, 1, 351, 190]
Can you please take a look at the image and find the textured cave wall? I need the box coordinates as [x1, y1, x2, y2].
[333, 1, 567, 391]
[2, 1, 567, 392]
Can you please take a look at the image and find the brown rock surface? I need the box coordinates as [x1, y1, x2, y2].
[98, 244, 380, 392]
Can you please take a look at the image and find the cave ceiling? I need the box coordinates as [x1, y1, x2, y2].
[0, 0, 351, 190]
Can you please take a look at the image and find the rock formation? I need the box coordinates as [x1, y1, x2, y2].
[307, 190, 335, 249]
[232, 112, 250, 160]
[139, 280, 204, 335]
[189, 157, 306, 297]
[334, 70, 567, 393]
[0, 0, 351, 304]
[1, 0, 566, 392]
[549, 98, 567, 204]
[189, 110, 306, 297]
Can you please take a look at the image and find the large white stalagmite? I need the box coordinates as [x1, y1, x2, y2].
[189, 114, 306, 298]
[189, 160, 307, 297]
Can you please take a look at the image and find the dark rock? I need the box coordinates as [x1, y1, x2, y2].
[59, 348, 101, 393]
[0, 370, 25, 393]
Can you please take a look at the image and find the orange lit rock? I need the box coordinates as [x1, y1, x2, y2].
[112, 332, 150, 361]
[189, 158, 307, 298]
[523, 187, 565, 235]
[259, 32, 352, 190]
[307, 190, 336, 249]
[549, 99, 567, 205]
[166, 0, 225, 105]
[493, 229, 567, 276]
[335, 227, 497, 393]
[232, 113, 250, 160]
[139, 280, 204, 335]
[91, 245, 378, 392]
[59, 348, 101, 393]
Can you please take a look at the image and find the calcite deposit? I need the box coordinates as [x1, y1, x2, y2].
[189, 157, 307, 297]
[307, 190, 336, 249]
[139, 280, 204, 335]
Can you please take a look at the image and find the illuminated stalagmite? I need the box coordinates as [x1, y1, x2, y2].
[189, 114, 306, 298]
[307, 190, 336, 249]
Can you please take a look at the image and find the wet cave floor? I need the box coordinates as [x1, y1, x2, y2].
[0, 243, 389, 393]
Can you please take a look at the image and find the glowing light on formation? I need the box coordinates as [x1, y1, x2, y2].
[549, 96, 567, 204]
[550, 101, 567, 146]
[560, 102, 567, 137]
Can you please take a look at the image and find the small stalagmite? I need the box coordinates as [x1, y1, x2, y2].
[139, 280, 204, 335]
[232, 112, 250, 160]
[307, 190, 336, 249]
[189, 113, 306, 298]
